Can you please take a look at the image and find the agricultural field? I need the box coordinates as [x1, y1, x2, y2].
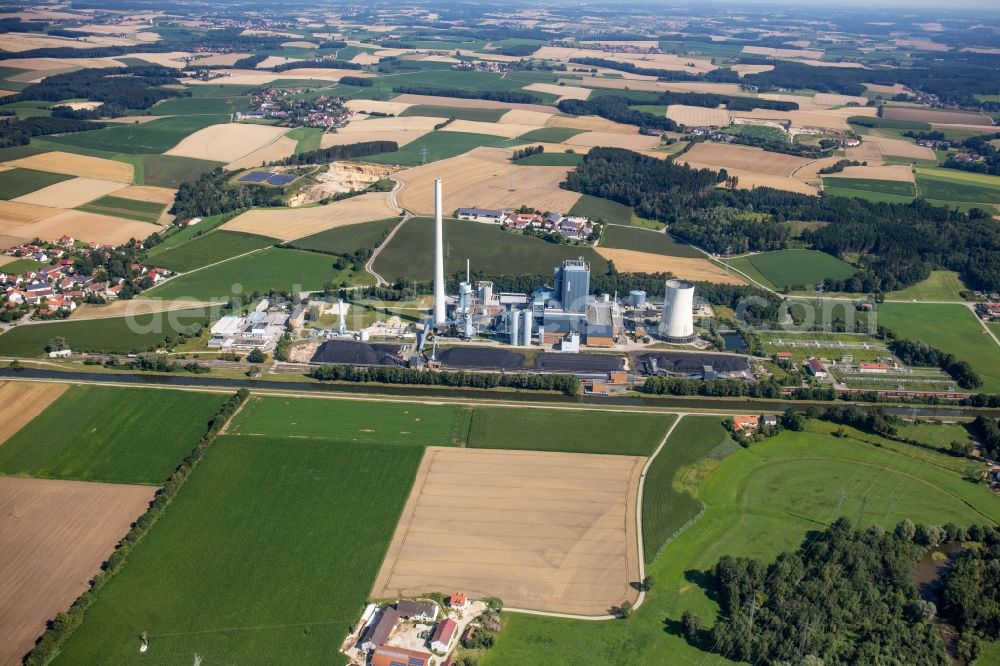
[569, 194, 633, 226]
[47, 115, 230, 154]
[467, 408, 674, 456]
[49, 435, 423, 665]
[512, 150, 584, 166]
[364, 131, 525, 167]
[0, 477, 156, 666]
[0, 385, 227, 485]
[877, 302, 1000, 393]
[729, 249, 857, 290]
[0, 381, 68, 445]
[78, 195, 167, 223]
[915, 170, 1000, 207]
[0, 167, 72, 199]
[517, 127, 585, 142]
[600, 225, 703, 258]
[141, 154, 224, 188]
[666, 105, 730, 127]
[822, 176, 916, 197]
[401, 104, 507, 122]
[150, 230, 275, 272]
[680, 142, 811, 176]
[372, 216, 603, 281]
[146, 214, 231, 255]
[881, 106, 994, 126]
[13, 176, 124, 207]
[147, 95, 250, 116]
[288, 216, 399, 255]
[595, 247, 746, 284]
[0, 306, 215, 357]
[371, 446, 644, 615]
[482, 421, 1000, 665]
[164, 122, 291, 163]
[228, 396, 472, 446]
[894, 421, 973, 452]
[886, 270, 968, 301]
[3, 150, 133, 182]
[220, 192, 397, 241]
[147, 247, 362, 300]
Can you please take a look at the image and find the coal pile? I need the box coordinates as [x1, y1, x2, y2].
[436, 347, 525, 370]
[533, 353, 624, 373]
[311, 340, 403, 366]
[636, 351, 750, 375]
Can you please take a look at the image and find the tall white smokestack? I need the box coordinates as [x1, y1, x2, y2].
[433, 178, 446, 324]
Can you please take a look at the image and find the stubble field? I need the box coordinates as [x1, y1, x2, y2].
[221, 192, 398, 240]
[595, 247, 746, 284]
[679, 142, 812, 176]
[0, 381, 68, 445]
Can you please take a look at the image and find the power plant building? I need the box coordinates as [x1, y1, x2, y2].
[659, 279, 696, 343]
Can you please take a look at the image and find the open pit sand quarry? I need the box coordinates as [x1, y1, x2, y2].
[730, 106, 877, 131]
[0, 381, 68, 445]
[371, 447, 644, 615]
[166, 123, 292, 163]
[395, 146, 581, 215]
[2, 152, 133, 182]
[596, 247, 748, 284]
[289, 162, 398, 206]
[221, 191, 397, 240]
[0, 476, 155, 666]
[679, 142, 813, 177]
[12, 177, 127, 208]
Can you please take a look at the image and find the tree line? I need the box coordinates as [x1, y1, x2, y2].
[390, 86, 542, 104]
[0, 116, 104, 148]
[557, 96, 677, 132]
[272, 140, 398, 165]
[271, 58, 364, 72]
[308, 364, 580, 394]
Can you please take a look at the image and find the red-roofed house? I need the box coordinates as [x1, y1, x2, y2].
[430, 618, 457, 653]
[733, 415, 759, 433]
[447, 593, 468, 610]
[370, 645, 432, 666]
[858, 362, 889, 374]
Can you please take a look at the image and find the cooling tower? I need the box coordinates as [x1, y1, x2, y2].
[433, 178, 446, 324]
[659, 279, 696, 342]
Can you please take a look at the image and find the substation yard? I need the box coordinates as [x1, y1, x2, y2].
[371, 447, 644, 616]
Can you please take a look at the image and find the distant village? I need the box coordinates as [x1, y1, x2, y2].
[240, 87, 355, 128]
[456, 207, 597, 242]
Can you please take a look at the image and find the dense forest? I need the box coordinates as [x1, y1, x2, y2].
[939, 540, 1000, 660]
[694, 519, 948, 665]
[557, 96, 677, 131]
[0, 116, 104, 148]
[390, 86, 541, 104]
[272, 140, 398, 165]
[562, 148, 1000, 291]
[8, 66, 185, 114]
[653, 91, 799, 112]
[271, 58, 363, 72]
[170, 168, 283, 219]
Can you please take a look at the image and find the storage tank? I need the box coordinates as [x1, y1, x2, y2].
[628, 290, 646, 308]
[659, 279, 696, 342]
[522, 309, 534, 346]
[458, 281, 473, 310]
[509, 308, 521, 346]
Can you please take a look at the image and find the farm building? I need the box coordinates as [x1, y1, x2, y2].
[858, 362, 890, 374]
[360, 607, 401, 651]
[807, 357, 829, 379]
[456, 207, 505, 223]
[430, 618, 458, 652]
[733, 415, 760, 432]
[370, 645, 432, 666]
[397, 599, 438, 622]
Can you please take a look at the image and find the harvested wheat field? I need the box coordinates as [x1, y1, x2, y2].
[186, 68, 369, 86]
[714, 168, 819, 195]
[225, 135, 298, 171]
[0, 201, 59, 230]
[813, 92, 868, 106]
[3, 152, 133, 183]
[680, 142, 812, 176]
[395, 147, 581, 215]
[566, 131, 661, 151]
[545, 114, 639, 133]
[350, 52, 382, 65]
[743, 45, 824, 59]
[345, 99, 413, 115]
[882, 106, 994, 126]
[371, 447, 644, 615]
[0, 381, 67, 445]
[391, 94, 557, 114]
[732, 64, 774, 76]
[532, 47, 716, 75]
[826, 164, 915, 182]
[792, 156, 846, 181]
[70, 298, 214, 320]
[191, 52, 251, 67]
[24, 210, 163, 246]
[166, 123, 290, 162]
[339, 116, 441, 134]
[13, 177, 127, 208]
[321, 130, 430, 148]
[221, 192, 396, 240]
[499, 109, 552, 126]
[597, 248, 747, 284]
[865, 83, 909, 96]
[113, 185, 176, 204]
[666, 104, 730, 127]
[0, 233, 29, 249]
[445, 119, 538, 138]
[0, 476, 155, 666]
[863, 136, 936, 160]
[576, 77, 743, 95]
[524, 82, 591, 101]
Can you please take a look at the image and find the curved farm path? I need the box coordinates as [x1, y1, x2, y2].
[365, 178, 410, 286]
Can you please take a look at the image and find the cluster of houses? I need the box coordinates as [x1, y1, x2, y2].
[1, 239, 171, 318]
[732, 413, 779, 434]
[975, 300, 1000, 322]
[456, 208, 595, 241]
[352, 593, 471, 666]
[451, 60, 510, 73]
[240, 88, 354, 128]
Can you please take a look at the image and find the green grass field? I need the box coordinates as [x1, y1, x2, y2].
[895, 421, 973, 452]
[886, 270, 968, 301]
[401, 105, 507, 122]
[51, 435, 423, 665]
[641, 416, 729, 563]
[916, 172, 1000, 205]
[285, 126, 323, 154]
[0, 258, 45, 274]
[848, 116, 931, 130]
[372, 217, 604, 280]
[0, 386, 226, 484]
[877, 302, 1000, 393]
[364, 131, 524, 167]
[467, 409, 674, 456]
[600, 225, 704, 258]
[517, 127, 585, 142]
[0, 307, 214, 357]
[141, 154, 224, 188]
[148, 247, 361, 300]
[151, 231, 276, 272]
[229, 395, 472, 446]
[147, 95, 249, 116]
[146, 215, 231, 255]
[0, 167, 73, 199]
[569, 193, 633, 226]
[823, 184, 916, 204]
[45, 115, 229, 154]
[513, 151, 584, 166]
[289, 217, 399, 255]
[822, 176, 916, 197]
[730, 249, 856, 290]
[78, 195, 166, 223]
[482, 421, 1000, 665]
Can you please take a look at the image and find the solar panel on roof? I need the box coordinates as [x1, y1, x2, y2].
[266, 174, 296, 186]
[238, 172, 270, 183]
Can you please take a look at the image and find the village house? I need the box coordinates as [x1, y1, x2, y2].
[807, 357, 829, 379]
[396, 599, 438, 622]
[359, 607, 401, 652]
[447, 593, 468, 610]
[370, 645, 432, 666]
[430, 618, 458, 653]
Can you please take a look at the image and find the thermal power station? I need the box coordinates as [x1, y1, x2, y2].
[659, 279, 696, 343]
[433, 177, 446, 325]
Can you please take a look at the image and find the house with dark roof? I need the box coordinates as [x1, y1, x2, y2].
[370, 645, 432, 666]
[360, 608, 401, 651]
[396, 599, 438, 622]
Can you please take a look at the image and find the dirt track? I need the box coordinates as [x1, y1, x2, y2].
[371, 447, 644, 615]
[0, 477, 154, 666]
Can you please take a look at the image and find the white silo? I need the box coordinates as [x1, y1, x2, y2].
[522, 308, 533, 346]
[628, 290, 646, 308]
[659, 279, 696, 342]
[509, 308, 521, 345]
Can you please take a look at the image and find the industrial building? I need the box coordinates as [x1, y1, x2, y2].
[208, 299, 289, 351]
[658, 279, 696, 343]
